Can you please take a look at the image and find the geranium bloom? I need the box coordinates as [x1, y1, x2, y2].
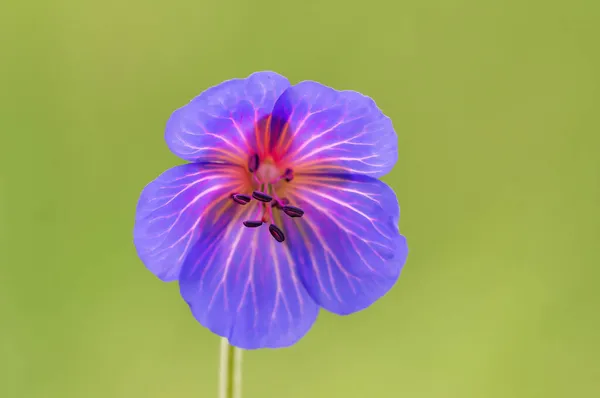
[134, 71, 408, 349]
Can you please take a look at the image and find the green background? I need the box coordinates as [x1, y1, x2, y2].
[2, 0, 598, 397]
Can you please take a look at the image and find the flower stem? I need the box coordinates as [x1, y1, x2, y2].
[218, 338, 243, 398]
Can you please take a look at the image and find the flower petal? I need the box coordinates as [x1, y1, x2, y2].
[179, 202, 319, 349]
[165, 71, 291, 164]
[283, 174, 408, 315]
[269, 81, 398, 177]
[133, 163, 246, 282]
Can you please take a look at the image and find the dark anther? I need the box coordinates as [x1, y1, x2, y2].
[282, 205, 304, 218]
[248, 154, 259, 172]
[283, 168, 294, 182]
[231, 193, 251, 205]
[243, 220, 263, 228]
[252, 191, 272, 203]
[269, 224, 285, 242]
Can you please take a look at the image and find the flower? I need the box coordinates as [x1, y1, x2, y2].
[134, 71, 408, 349]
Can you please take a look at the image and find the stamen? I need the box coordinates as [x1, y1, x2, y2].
[282, 205, 304, 218]
[265, 196, 276, 222]
[270, 192, 287, 208]
[283, 168, 294, 182]
[231, 193, 251, 205]
[268, 224, 285, 242]
[241, 157, 301, 242]
[243, 220, 263, 228]
[248, 154, 259, 172]
[271, 169, 294, 185]
[252, 191, 272, 203]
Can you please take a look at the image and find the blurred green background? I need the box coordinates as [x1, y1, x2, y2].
[1, 0, 599, 397]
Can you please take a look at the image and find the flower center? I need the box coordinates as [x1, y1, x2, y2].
[230, 154, 303, 243]
[256, 160, 281, 185]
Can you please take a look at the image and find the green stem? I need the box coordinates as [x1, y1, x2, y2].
[219, 338, 243, 398]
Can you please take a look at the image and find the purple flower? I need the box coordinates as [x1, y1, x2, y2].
[134, 71, 408, 349]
